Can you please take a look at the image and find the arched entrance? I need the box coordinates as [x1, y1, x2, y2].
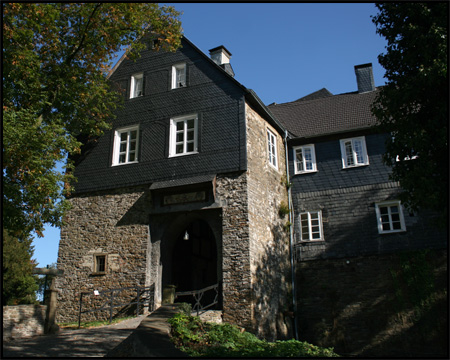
[172, 219, 218, 293]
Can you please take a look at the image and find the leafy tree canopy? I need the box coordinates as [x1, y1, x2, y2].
[371, 3, 448, 226]
[3, 3, 182, 237]
[2, 229, 39, 305]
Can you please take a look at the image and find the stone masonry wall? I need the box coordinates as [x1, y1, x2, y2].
[216, 172, 253, 329]
[245, 103, 291, 340]
[56, 186, 152, 323]
[3, 305, 47, 340]
[296, 249, 448, 357]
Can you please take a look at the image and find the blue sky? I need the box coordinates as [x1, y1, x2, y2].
[32, 3, 388, 267]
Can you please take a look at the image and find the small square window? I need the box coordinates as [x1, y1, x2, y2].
[169, 114, 198, 157]
[112, 125, 139, 166]
[267, 129, 278, 169]
[172, 63, 186, 89]
[94, 255, 107, 274]
[339, 136, 369, 168]
[294, 144, 317, 174]
[299, 211, 324, 241]
[375, 201, 406, 234]
[130, 73, 143, 98]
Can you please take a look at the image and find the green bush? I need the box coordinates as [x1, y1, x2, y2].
[168, 312, 339, 357]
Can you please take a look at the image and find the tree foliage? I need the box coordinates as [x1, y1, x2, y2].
[2, 229, 39, 305]
[371, 3, 448, 225]
[3, 3, 182, 237]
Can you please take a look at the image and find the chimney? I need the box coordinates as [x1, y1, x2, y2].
[354, 63, 375, 93]
[209, 45, 235, 77]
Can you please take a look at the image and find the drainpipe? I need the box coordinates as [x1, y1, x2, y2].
[284, 130, 298, 340]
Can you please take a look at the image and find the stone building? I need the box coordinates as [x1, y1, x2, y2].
[56, 36, 291, 339]
[57, 35, 447, 350]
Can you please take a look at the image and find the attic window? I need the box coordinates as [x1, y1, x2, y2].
[172, 63, 186, 89]
[130, 73, 143, 98]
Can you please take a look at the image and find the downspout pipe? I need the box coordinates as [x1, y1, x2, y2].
[284, 130, 298, 340]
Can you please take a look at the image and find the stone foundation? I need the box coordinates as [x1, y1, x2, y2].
[296, 248, 448, 357]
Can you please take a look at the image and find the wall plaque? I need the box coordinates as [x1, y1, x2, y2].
[163, 191, 206, 206]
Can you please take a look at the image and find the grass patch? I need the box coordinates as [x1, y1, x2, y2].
[58, 315, 135, 329]
[168, 311, 339, 357]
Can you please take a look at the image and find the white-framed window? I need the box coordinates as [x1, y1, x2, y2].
[112, 125, 139, 166]
[375, 201, 406, 234]
[171, 63, 186, 89]
[267, 129, 278, 169]
[294, 144, 317, 174]
[299, 211, 324, 241]
[340, 136, 369, 168]
[130, 73, 143, 98]
[169, 114, 198, 157]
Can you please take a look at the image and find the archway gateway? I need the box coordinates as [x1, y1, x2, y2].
[171, 219, 219, 307]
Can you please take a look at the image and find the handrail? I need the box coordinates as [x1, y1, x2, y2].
[175, 282, 221, 316]
[78, 284, 155, 328]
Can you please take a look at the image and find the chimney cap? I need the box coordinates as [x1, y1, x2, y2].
[209, 45, 232, 57]
[354, 63, 373, 70]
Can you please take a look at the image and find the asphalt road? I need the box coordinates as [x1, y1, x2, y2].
[2, 315, 147, 358]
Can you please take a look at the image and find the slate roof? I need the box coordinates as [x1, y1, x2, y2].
[268, 88, 380, 139]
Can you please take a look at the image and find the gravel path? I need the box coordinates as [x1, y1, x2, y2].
[2, 315, 148, 358]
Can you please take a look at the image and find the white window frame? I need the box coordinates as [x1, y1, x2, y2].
[267, 129, 278, 169]
[169, 114, 198, 157]
[299, 211, 324, 241]
[375, 201, 406, 234]
[112, 125, 139, 166]
[171, 63, 186, 89]
[339, 136, 369, 168]
[294, 144, 317, 174]
[130, 73, 143, 98]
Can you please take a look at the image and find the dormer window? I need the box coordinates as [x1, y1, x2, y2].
[172, 63, 186, 89]
[130, 73, 143, 98]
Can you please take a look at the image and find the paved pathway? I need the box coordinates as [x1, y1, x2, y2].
[2, 314, 148, 358]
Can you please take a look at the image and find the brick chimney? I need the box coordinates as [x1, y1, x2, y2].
[209, 45, 235, 77]
[354, 63, 375, 93]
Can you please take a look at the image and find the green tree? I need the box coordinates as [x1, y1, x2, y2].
[3, 3, 182, 237]
[371, 3, 448, 226]
[2, 229, 39, 305]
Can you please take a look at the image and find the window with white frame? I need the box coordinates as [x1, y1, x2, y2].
[375, 201, 406, 234]
[171, 63, 186, 89]
[169, 114, 198, 157]
[112, 125, 139, 165]
[339, 136, 369, 168]
[130, 73, 143, 98]
[299, 211, 324, 241]
[267, 129, 278, 169]
[294, 144, 317, 174]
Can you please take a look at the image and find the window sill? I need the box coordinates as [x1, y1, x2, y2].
[112, 161, 139, 167]
[294, 170, 318, 175]
[379, 229, 406, 235]
[341, 164, 369, 170]
[91, 272, 107, 276]
[169, 151, 199, 158]
[298, 239, 325, 244]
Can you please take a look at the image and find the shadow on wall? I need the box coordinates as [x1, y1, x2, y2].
[296, 249, 448, 358]
[3, 305, 47, 340]
[252, 221, 293, 341]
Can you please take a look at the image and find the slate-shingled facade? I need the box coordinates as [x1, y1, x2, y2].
[56, 36, 291, 340]
[56, 36, 447, 349]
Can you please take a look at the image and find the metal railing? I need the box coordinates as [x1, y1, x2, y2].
[77, 284, 155, 328]
[175, 282, 221, 316]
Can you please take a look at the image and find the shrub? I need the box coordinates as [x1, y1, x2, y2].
[168, 312, 339, 357]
